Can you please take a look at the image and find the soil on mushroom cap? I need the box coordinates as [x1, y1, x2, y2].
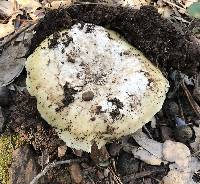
[29, 5, 199, 75]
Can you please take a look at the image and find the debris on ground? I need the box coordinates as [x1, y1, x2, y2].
[0, 0, 200, 183]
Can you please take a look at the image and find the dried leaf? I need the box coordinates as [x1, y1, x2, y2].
[132, 131, 200, 183]
[0, 0, 15, 17]
[45, 0, 73, 9]
[0, 22, 15, 39]
[0, 31, 33, 86]
[132, 129, 163, 158]
[16, 0, 42, 11]
[132, 147, 164, 165]
[9, 145, 39, 184]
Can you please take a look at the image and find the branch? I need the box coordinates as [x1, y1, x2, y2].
[30, 158, 86, 184]
[0, 23, 36, 48]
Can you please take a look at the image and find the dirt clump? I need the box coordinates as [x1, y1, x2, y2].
[29, 5, 199, 75]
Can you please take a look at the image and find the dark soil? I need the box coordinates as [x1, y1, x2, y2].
[56, 82, 78, 112]
[29, 5, 200, 75]
[10, 92, 63, 159]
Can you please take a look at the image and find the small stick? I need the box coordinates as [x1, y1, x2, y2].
[108, 166, 123, 184]
[30, 158, 86, 184]
[181, 82, 200, 119]
[0, 23, 36, 48]
[162, 0, 186, 12]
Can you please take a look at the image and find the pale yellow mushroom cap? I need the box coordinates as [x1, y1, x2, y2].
[26, 23, 169, 152]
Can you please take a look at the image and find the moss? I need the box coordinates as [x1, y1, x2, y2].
[0, 134, 22, 184]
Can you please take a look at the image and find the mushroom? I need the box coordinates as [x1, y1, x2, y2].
[26, 23, 169, 152]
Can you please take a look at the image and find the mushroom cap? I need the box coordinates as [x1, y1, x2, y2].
[26, 23, 169, 152]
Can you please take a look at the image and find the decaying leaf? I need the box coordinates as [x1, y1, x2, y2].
[82, 0, 150, 8]
[0, 30, 33, 87]
[132, 130, 163, 159]
[0, 0, 15, 17]
[16, 0, 42, 10]
[131, 147, 164, 165]
[45, 0, 73, 9]
[0, 22, 15, 39]
[69, 163, 83, 184]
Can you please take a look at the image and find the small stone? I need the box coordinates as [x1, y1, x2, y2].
[58, 145, 68, 157]
[69, 163, 83, 184]
[90, 117, 96, 121]
[73, 149, 83, 157]
[0, 86, 9, 106]
[82, 91, 94, 101]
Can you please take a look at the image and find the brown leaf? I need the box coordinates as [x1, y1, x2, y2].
[9, 145, 39, 184]
[69, 163, 83, 184]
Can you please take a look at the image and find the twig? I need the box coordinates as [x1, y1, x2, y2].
[173, 16, 190, 23]
[162, 0, 186, 12]
[181, 82, 200, 119]
[108, 166, 123, 184]
[0, 23, 36, 48]
[30, 158, 86, 184]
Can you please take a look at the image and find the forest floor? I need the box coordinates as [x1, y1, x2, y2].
[0, 0, 200, 184]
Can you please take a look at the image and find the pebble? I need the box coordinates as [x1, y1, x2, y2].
[82, 91, 94, 101]
[0, 86, 9, 107]
[174, 125, 194, 143]
[58, 145, 68, 157]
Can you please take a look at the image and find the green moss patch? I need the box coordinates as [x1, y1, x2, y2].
[0, 134, 21, 184]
